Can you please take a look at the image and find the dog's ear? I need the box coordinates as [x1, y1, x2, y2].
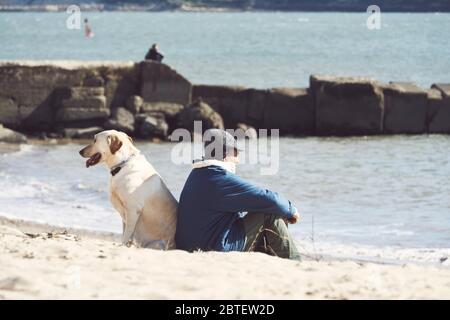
[108, 134, 123, 154]
[127, 135, 133, 144]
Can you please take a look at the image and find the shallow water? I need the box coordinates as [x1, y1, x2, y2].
[1, 136, 449, 263]
[1, 12, 449, 88]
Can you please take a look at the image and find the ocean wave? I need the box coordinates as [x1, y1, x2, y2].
[297, 238, 450, 267]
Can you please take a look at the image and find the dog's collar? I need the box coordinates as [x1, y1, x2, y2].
[110, 166, 122, 176]
[110, 154, 136, 177]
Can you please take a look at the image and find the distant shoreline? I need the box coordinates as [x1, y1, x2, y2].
[1, 4, 450, 13]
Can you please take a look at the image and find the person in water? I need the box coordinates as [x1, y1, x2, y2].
[175, 129, 301, 260]
[145, 43, 164, 62]
[84, 18, 94, 38]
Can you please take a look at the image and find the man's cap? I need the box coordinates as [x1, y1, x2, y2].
[203, 129, 241, 160]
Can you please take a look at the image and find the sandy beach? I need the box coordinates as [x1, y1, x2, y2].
[1, 216, 450, 300]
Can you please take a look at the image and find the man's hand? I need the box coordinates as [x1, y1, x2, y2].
[286, 212, 300, 224]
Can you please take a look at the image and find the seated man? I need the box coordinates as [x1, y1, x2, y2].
[175, 129, 301, 260]
[145, 43, 164, 62]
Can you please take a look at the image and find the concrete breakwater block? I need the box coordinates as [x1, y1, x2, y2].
[0, 64, 87, 130]
[102, 65, 140, 110]
[63, 126, 104, 139]
[192, 85, 248, 128]
[0, 62, 139, 132]
[310, 75, 384, 136]
[383, 82, 428, 134]
[428, 84, 450, 133]
[1, 61, 449, 138]
[136, 114, 169, 139]
[60, 96, 106, 110]
[192, 85, 314, 134]
[69, 86, 105, 99]
[103, 107, 135, 134]
[56, 88, 109, 123]
[141, 102, 184, 119]
[83, 75, 104, 87]
[263, 88, 314, 135]
[139, 101, 184, 132]
[56, 107, 110, 123]
[0, 97, 18, 126]
[176, 100, 224, 133]
[140, 61, 192, 106]
[126, 95, 144, 114]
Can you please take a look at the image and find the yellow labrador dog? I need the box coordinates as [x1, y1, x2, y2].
[79, 130, 177, 249]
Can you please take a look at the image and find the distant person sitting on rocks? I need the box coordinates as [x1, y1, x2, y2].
[145, 43, 164, 62]
[84, 18, 94, 38]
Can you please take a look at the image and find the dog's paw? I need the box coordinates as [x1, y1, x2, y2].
[121, 240, 134, 247]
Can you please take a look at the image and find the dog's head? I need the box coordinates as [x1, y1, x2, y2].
[79, 130, 134, 168]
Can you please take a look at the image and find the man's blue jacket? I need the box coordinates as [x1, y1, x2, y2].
[175, 164, 296, 252]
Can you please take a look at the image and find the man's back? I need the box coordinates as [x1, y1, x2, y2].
[175, 164, 295, 252]
[176, 166, 244, 252]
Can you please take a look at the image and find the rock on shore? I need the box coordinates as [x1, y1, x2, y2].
[0, 124, 27, 143]
[310, 75, 384, 136]
[383, 82, 428, 134]
[177, 99, 224, 133]
[428, 84, 450, 133]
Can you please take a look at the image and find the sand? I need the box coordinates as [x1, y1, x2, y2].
[1, 217, 450, 300]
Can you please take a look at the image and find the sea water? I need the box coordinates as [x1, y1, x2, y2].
[0, 12, 449, 88]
